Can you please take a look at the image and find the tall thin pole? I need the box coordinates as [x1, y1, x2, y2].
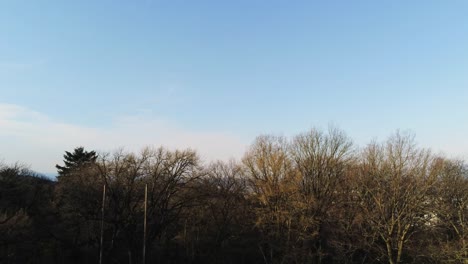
[142, 184, 147, 264]
[99, 184, 106, 264]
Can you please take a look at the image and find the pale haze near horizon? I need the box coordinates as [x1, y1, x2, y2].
[1, 1, 467, 174]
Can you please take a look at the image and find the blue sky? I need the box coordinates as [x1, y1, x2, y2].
[1, 0, 468, 174]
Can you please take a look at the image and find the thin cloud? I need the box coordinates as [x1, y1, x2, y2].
[0, 103, 247, 174]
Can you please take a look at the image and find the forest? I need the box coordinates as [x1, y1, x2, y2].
[0, 128, 467, 264]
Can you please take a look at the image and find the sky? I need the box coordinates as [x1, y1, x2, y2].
[1, 0, 468, 175]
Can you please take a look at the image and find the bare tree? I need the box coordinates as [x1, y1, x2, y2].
[203, 160, 248, 248]
[243, 135, 299, 264]
[355, 132, 437, 264]
[180, 160, 254, 263]
[289, 126, 354, 263]
[55, 147, 201, 263]
[430, 158, 468, 262]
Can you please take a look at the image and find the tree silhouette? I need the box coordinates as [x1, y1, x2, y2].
[56, 147, 97, 176]
[2, 130, 468, 263]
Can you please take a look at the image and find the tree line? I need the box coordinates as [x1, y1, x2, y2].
[0, 128, 466, 263]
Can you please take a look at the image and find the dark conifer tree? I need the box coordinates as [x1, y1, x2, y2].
[56, 147, 97, 176]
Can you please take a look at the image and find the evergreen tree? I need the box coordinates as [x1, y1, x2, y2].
[56, 147, 97, 176]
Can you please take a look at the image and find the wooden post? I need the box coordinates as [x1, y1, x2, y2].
[142, 184, 147, 264]
[99, 184, 106, 264]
